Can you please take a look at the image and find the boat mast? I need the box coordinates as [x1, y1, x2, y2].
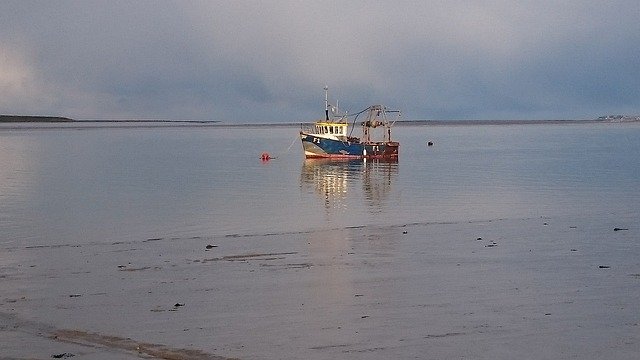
[383, 108, 390, 142]
[324, 86, 329, 121]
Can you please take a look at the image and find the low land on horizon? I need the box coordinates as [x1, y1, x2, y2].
[396, 117, 640, 126]
[2, 114, 639, 127]
[0, 115, 74, 122]
[0, 115, 218, 124]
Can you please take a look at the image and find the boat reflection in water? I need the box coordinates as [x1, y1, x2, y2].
[299, 158, 400, 315]
[300, 158, 398, 215]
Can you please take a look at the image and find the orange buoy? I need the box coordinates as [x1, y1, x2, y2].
[261, 152, 271, 161]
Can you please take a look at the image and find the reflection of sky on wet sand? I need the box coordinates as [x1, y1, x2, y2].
[298, 223, 409, 351]
[305, 228, 355, 311]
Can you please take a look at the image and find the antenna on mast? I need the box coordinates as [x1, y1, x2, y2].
[324, 85, 329, 121]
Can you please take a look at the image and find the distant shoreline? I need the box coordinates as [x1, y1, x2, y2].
[181, 118, 640, 128]
[0, 115, 219, 124]
[394, 118, 640, 126]
[0, 115, 74, 122]
[2, 115, 639, 127]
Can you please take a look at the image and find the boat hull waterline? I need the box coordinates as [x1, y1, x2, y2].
[300, 133, 399, 159]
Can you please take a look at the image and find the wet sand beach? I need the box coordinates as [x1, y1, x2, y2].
[1, 214, 638, 359]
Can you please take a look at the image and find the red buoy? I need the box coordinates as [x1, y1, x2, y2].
[261, 152, 271, 161]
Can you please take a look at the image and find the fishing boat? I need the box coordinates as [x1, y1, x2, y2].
[300, 87, 400, 159]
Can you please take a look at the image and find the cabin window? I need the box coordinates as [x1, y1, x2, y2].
[329, 126, 334, 134]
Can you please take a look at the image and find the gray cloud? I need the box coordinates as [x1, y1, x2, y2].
[1, 0, 639, 122]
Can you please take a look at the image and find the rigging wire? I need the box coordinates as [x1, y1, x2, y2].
[264, 134, 299, 160]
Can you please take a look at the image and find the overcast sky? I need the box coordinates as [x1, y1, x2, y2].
[1, 1, 639, 122]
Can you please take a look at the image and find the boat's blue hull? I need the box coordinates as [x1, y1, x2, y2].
[300, 132, 399, 159]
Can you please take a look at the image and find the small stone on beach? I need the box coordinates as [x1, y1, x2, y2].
[51, 353, 75, 359]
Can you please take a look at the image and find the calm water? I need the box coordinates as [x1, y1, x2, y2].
[1, 123, 639, 247]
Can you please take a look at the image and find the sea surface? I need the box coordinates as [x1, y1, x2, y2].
[2, 122, 640, 359]
[1, 122, 639, 247]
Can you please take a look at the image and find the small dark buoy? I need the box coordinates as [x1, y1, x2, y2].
[174, 302, 185, 307]
[205, 244, 217, 249]
[476, 237, 482, 241]
[599, 265, 610, 269]
[402, 230, 408, 234]
[427, 141, 434, 146]
[613, 227, 628, 231]
[260, 152, 271, 161]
